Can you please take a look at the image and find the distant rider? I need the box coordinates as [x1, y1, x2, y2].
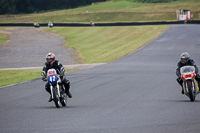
[42, 52, 72, 102]
[176, 52, 200, 94]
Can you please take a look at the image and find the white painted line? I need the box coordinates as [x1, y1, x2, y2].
[0, 63, 106, 88]
[0, 80, 30, 89]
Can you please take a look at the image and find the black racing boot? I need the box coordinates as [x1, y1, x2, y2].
[181, 86, 184, 94]
[66, 90, 72, 98]
[181, 89, 184, 94]
[48, 95, 53, 102]
[177, 78, 184, 94]
[63, 79, 72, 98]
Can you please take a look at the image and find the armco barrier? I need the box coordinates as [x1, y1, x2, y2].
[0, 20, 199, 27]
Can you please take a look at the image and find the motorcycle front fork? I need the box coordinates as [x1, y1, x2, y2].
[50, 85, 61, 100]
[183, 81, 200, 94]
[50, 86, 54, 99]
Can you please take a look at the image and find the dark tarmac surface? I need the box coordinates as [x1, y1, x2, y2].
[0, 25, 200, 133]
[0, 27, 79, 68]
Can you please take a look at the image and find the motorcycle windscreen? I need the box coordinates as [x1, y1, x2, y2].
[180, 66, 195, 74]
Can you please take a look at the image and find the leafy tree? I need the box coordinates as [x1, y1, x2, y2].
[0, 0, 18, 14]
[0, 0, 107, 14]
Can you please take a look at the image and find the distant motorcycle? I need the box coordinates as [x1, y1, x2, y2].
[181, 66, 200, 101]
[44, 68, 67, 108]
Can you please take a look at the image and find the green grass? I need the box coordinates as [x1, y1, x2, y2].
[0, 0, 199, 23]
[0, 25, 167, 87]
[0, 28, 8, 46]
[0, 26, 167, 87]
[0, 69, 74, 87]
[45, 25, 168, 63]
[0, 34, 7, 46]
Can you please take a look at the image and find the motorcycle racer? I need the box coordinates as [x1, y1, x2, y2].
[42, 52, 72, 102]
[176, 52, 200, 94]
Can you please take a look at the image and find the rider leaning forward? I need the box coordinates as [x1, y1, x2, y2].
[42, 52, 72, 102]
[176, 52, 200, 94]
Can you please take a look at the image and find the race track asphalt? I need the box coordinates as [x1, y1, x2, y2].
[0, 25, 200, 133]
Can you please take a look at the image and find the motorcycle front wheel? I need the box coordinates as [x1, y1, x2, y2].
[187, 81, 195, 102]
[53, 86, 61, 108]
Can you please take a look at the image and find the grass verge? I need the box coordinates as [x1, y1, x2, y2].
[0, 28, 8, 46]
[45, 26, 168, 63]
[0, 34, 7, 46]
[0, 69, 74, 87]
[0, 0, 199, 23]
[0, 25, 168, 87]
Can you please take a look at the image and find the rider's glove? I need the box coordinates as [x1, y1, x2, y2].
[196, 73, 200, 77]
[196, 74, 200, 80]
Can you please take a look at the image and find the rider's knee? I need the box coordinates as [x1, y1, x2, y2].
[62, 78, 70, 89]
[177, 77, 183, 85]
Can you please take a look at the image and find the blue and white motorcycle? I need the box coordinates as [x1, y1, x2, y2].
[45, 68, 67, 108]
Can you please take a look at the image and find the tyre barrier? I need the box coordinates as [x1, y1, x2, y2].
[0, 20, 200, 27]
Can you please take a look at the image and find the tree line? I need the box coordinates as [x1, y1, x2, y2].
[0, 0, 107, 14]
